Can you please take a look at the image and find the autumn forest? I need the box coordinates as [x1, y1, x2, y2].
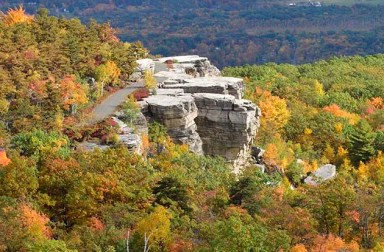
[0, 4, 384, 252]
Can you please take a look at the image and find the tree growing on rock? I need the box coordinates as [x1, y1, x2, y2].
[144, 70, 157, 92]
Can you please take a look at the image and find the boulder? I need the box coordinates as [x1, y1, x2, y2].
[132, 112, 148, 135]
[118, 134, 142, 152]
[154, 71, 193, 83]
[130, 58, 155, 81]
[251, 146, 265, 163]
[304, 164, 337, 185]
[136, 58, 155, 73]
[111, 117, 143, 154]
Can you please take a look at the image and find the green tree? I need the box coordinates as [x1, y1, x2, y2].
[229, 168, 280, 215]
[305, 174, 356, 237]
[0, 153, 38, 200]
[153, 177, 192, 215]
[200, 209, 290, 252]
[11, 130, 70, 159]
[348, 120, 377, 166]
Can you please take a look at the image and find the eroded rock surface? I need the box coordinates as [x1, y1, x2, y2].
[193, 93, 260, 172]
[160, 76, 244, 99]
[143, 95, 203, 154]
[137, 55, 260, 171]
[140, 92, 260, 171]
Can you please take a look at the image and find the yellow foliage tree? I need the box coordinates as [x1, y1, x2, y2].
[0, 6, 33, 26]
[136, 205, 172, 251]
[144, 70, 157, 91]
[259, 94, 290, 131]
[313, 80, 325, 97]
[252, 88, 290, 142]
[359, 151, 384, 184]
[95, 61, 121, 97]
[263, 138, 295, 172]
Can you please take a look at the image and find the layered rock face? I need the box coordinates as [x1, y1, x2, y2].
[139, 55, 260, 170]
[143, 95, 203, 154]
[161, 77, 244, 99]
[193, 93, 260, 171]
[141, 92, 260, 170]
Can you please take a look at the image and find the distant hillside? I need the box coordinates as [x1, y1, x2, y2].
[3, 1, 384, 67]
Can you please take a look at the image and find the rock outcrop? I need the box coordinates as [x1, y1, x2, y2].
[193, 93, 260, 172]
[140, 92, 260, 171]
[112, 117, 143, 154]
[130, 58, 155, 81]
[136, 58, 155, 73]
[143, 95, 203, 154]
[160, 77, 245, 99]
[138, 55, 260, 171]
[157, 55, 221, 77]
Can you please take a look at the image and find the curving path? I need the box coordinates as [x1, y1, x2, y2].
[87, 81, 144, 124]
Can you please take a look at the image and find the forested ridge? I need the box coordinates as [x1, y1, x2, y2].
[0, 6, 147, 137]
[3, 0, 384, 68]
[1, 6, 384, 252]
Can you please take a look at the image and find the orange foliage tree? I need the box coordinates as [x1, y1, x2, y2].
[20, 204, 51, 240]
[251, 88, 290, 143]
[323, 104, 359, 125]
[310, 234, 359, 252]
[0, 6, 33, 26]
[60, 75, 88, 114]
[0, 149, 10, 166]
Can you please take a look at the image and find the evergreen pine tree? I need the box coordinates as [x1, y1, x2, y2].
[348, 120, 376, 166]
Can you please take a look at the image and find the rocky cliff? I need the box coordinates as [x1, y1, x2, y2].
[161, 77, 245, 99]
[143, 94, 203, 154]
[193, 93, 260, 171]
[139, 55, 260, 171]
